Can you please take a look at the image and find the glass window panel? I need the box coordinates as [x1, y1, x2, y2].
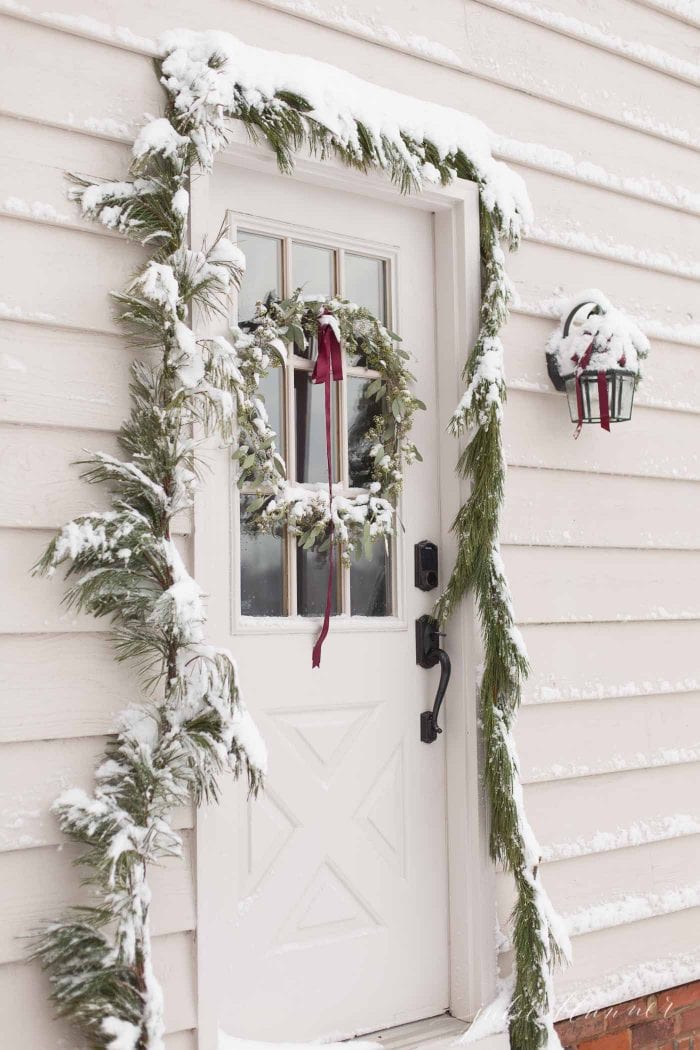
[294, 370, 337, 483]
[344, 254, 387, 365]
[297, 546, 340, 617]
[347, 376, 381, 489]
[350, 541, 391, 617]
[257, 367, 284, 461]
[292, 242, 334, 299]
[237, 232, 282, 322]
[345, 254, 386, 322]
[240, 495, 285, 616]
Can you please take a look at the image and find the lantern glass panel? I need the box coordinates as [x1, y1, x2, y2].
[618, 373, 635, 420]
[564, 370, 636, 425]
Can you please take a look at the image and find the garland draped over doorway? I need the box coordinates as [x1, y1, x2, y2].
[33, 29, 569, 1050]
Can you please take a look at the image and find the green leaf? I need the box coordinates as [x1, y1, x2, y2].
[288, 323, 306, 351]
[245, 496, 266, 513]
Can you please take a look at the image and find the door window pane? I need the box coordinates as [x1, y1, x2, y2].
[351, 542, 391, 617]
[345, 253, 386, 322]
[345, 254, 386, 365]
[294, 370, 337, 483]
[292, 242, 334, 300]
[258, 367, 284, 461]
[236, 231, 396, 621]
[297, 546, 340, 617]
[237, 232, 282, 322]
[240, 496, 285, 616]
[347, 376, 380, 489]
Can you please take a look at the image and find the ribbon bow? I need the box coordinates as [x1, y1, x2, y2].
[574, 342, 610, 439]
[311, 309, 343, 668]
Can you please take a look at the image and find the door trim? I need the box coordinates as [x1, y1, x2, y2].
[190, 127, 495, 1047]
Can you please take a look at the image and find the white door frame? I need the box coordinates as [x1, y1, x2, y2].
[189, 126, 496, 1048]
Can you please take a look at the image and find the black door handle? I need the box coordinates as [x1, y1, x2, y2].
[415, 615, 452, 743]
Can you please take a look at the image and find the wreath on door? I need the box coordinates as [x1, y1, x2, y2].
[231, 291, 424, 558]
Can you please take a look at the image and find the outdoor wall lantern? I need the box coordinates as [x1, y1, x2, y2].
[546, 295, 648, 438]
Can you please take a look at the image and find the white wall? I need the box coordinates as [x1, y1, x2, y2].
[0, 0, 698, 1041]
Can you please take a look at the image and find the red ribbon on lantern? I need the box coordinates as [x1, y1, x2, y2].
[311, 309, 343, 668]
[574, 341, 610, 438]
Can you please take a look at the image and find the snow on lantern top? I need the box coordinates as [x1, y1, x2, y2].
[547, 289, 650, 380]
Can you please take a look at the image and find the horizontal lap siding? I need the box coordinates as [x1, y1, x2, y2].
[0, 0, 697, 1038]
[509, 241, 698, 327]
[0, 528, 191, 632]
[504, 394, 700, 478]
[503, 314, 700, 405]
[0, 933, 196, 1046]
[502, 468, 700, 548]
[521, 621, 700, 703]
[0, 834, 196, 964]
[0, 322, 134, 429]
[0, 736, 194, 852]
[0, 215, 144, 330]
[0, 634, 141, 742]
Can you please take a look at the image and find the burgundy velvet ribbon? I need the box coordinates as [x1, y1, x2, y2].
[573, 342, 610, 437]
[311, 311, 343, 668]
[597, 370, 611, 432]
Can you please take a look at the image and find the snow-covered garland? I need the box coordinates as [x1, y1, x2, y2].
[33, 29, 567, 1050]
[237, 291, 423, 557]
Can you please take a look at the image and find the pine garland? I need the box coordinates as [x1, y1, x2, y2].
[32, 30, 567, 1050]
[32, 112, 268, 1050]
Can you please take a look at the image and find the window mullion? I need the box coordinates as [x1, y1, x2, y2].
[336, 248, 351, 616]
[282, 237, 298, 617]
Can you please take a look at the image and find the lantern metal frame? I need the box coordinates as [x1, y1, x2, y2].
[546, 299, 638, 427]
[561, 367, 637, 425]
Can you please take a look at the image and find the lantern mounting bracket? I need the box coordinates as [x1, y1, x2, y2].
[546, 300, 603, 391]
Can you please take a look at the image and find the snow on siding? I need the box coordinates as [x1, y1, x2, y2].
[0, 0, 698, 1040]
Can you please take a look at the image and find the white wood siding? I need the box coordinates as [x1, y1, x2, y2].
[0, 0, 698, 1040]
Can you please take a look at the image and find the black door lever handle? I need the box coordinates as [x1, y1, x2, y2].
[415, 615, 452, 743]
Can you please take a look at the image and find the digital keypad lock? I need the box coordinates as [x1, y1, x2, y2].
[414, 540, 438, 591]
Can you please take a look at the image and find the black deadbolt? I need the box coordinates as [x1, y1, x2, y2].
[414, 540, 438, 591]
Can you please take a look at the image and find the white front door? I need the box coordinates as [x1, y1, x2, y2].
[197, 162, 451, 1042]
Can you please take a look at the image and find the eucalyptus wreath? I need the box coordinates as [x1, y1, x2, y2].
[234, 291, 423, 560]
